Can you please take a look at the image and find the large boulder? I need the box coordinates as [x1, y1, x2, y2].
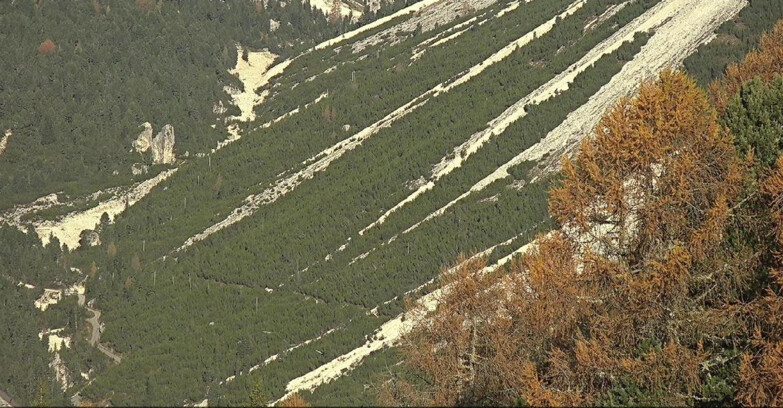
[79, 230, 101, 249]
[151, 124, 176, 164]
[0, 129, 10, 156]
[132, 122, 153, 154]
[131, 163, 149, 175]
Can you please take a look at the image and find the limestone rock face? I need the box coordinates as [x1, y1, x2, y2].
[131, 163, 149, 176]
[79, 230, 101, 249]
[0, 129, 11, 156]
[132, 122, 153, 154]
[213, 100, 227, 115]
[151, 124, 176, 164]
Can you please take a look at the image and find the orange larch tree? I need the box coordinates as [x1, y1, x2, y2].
[710, 20, 783, 114]
[736, 157, 783, 407]
[707, 20, 783, 406]
[37, 39, 56, 56]
[386, 70, 748, 406]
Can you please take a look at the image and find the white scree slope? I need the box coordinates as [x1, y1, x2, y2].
[176, 0, 589, 252]
[271, 0, 746, 399]
[401, 0, 747, 236]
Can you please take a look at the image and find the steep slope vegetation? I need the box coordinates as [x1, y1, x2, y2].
[70, 0, 747, 405]
[4, 0, 783, 406]
[388, 23, 783, 405]
[0, 0, 351, 210]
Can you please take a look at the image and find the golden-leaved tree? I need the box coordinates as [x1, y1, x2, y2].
[738, 157, 783, 406]
[710, 20, 783, 115]
[382, 18, 783, 407]
[384, 70, 752, 406]
[709, 19, 783, 406]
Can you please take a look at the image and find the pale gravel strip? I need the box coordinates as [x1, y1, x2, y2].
[309, 0, 363, 19]
[227, 48, 278, 122]
[496, 0, 521, 17]
[213, 48, 284, 154]
[401, 0, 746, 236]
[361, 0, 629, 235]
[583, 0, 631, 32]
[35, 169, 177, 249]
[174, 95, 431, 252]
[315, 0, 446, 51]
[349, 0, 498, 53]
[367, 221, 542, 315]
[219, 327, 341, 385]
[273, 234, 537, 404]
[271, 3, 746, 395]
[176, 0, 572, 252]
[258, 91, 330, 130]
[409, 6, 495, 62]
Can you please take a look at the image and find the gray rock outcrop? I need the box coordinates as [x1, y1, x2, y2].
[131, 122, 175, 165]
[132, 122, 153, 154]
[151, 124, 176, 164]
[79, 230, 101, 249]
[131, 163, 149, 176]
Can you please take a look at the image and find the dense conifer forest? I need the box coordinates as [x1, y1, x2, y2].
[2, 0, 783, 406]
[385, 21, 783, 407]
[0, 0, 342, 208]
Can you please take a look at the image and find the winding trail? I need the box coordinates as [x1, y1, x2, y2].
[85, 306, 122, 364]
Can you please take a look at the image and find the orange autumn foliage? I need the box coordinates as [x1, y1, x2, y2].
[386, 71, 747, 406]
[703, 19, 783, 406]
[37, 39, 56, 56]
[710, 20, 783, 114]
[383, 16, 783, 406]
[736, 157, 783, 406]
[276, 393, 310, 407]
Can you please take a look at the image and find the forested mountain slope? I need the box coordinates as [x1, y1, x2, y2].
[388, 22, 783, 407]
[1, 0, 782, 406]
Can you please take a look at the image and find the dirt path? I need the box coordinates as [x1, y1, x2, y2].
[86, 308, 101, 346]
[84, 306, 122, 364]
